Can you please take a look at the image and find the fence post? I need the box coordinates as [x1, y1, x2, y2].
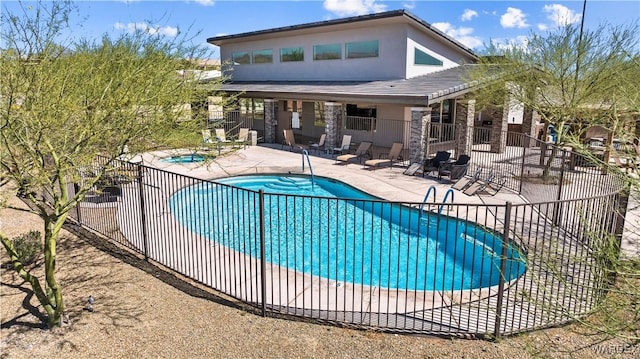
[137, 165, 150, 261]
[259, 189, 267, 317]
[73, 183, 82, 225]
[493, 201, 512, 339]
[552, 149, 567, 226]
[518, 142, 527, 194]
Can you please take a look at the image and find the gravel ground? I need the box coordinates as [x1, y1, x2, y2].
[1, 183, 638, 359]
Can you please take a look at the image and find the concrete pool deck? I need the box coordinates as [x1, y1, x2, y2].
[141, 144, 526, 206]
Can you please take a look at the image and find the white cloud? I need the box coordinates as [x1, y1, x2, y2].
[543, 4, 581, 27]
[193, 0, 214, 6]
[461, 9, 478, 22]
[491, 36, 530, 51]
[323, 0, 387, 17]
[537, 23, 548, 31]
[432, 22, 483, 49]
[402, 1, 416, 10]
[500, 7, 529, 29]
[114, 22, 179, 37]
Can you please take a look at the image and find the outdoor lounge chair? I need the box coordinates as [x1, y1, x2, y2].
[202, 129, 213, 144]
[438, 154, 470, 181]
[309, 134, 326, 153]
[215, 128, 231, 144]
[335, 141, 372, 165]
[363, 142, 403, 170]
[451, 167, 484, 191]
[423, 151, 451, 177]
[463, 172, 506, 196]
[332, 135, 352, 155]
[234, 128, 249, 148]
[282, 129, 302, 151]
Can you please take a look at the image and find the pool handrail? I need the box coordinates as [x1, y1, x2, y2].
[301, 149, 315, 189]
[438, 188, 455, 215]
[418, 185, 437, 218]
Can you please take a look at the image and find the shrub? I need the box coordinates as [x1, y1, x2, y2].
[12, 231, 42, 265]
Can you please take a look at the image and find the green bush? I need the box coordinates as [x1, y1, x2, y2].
[12, 231, 42, 265]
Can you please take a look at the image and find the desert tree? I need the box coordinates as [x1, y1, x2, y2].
[0, 1, 220, 327]
[469, 21, 638, 179]
[471, 20, 640, 343]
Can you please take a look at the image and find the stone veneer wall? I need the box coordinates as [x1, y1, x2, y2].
[324, 102, 342, 150]
[409, 107, 430, 162]
[264, 99, 277, 143]
[490, 102, 509, 153]
[454, 99, 475, 156]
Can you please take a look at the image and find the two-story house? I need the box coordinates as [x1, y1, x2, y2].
[207, 9, 536, 161]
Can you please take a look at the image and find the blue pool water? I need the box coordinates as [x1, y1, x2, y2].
[169, 175, 526, 290]
[161, 154, 209, 164]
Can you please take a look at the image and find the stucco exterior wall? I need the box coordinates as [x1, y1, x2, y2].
[405, 25, 473, 78]
[219, 23, 410, 81]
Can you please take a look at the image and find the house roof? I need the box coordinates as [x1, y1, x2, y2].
[207, 9, 477, 61]
[218, 65, 482, 105]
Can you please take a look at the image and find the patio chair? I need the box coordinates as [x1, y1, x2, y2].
[363, 142, 403, 170]
[333, 135, 352, 155]
[282, 129, 302, 151]
[463, 172, 506, 196]
[335, 141, 372, 165]
[202, 129, 213, 144]
[451, 167, 484, 191]
[423, 151, 451, 177]
[234, 128, 249, 148]
[438, 154, 470, 181]
[309, 134, 326, 153]
[215, 128, 231, 144]
[403, 162, 423, 176]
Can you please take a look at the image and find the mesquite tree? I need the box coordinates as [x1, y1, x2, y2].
[0, 1, 216, 327]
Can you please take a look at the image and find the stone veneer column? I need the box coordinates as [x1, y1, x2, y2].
[490, 100, 509, 153]
[454, 99, 475, 157]
[410, 107, 430, 162]
[324, 102, 342, 150]
[263, 99, 277, 143]
[522, 107, 541, 147]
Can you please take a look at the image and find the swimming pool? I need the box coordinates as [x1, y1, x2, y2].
[169, 175, 526, 291]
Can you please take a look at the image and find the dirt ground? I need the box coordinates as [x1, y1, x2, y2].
[1, 184, 638, 358]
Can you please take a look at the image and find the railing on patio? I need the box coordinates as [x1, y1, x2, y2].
[66, 148, 628, 338]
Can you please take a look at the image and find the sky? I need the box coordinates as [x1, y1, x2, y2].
[2, 0, 639, 57]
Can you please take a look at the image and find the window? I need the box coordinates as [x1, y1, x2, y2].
[232, 51, 250, 64]
[346, 40, 379, 59]
[345, 104, 376, 131]
[252, 49, 273, 64]
[280, 47, 304, 62]
[313, 44, 341, 60]
[430, 101, 452, 123]
[414, 48, 443, 66]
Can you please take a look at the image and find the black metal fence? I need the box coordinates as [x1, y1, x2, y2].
[67, 140, 628, 338]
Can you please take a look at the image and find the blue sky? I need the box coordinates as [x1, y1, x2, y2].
[2, 1, 639, 57]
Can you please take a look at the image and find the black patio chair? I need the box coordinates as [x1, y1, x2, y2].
[423, 151, 451, 177]
[438, 154, 470, 181]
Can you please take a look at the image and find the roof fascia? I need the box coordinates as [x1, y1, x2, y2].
[207, 10, 477, 61]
